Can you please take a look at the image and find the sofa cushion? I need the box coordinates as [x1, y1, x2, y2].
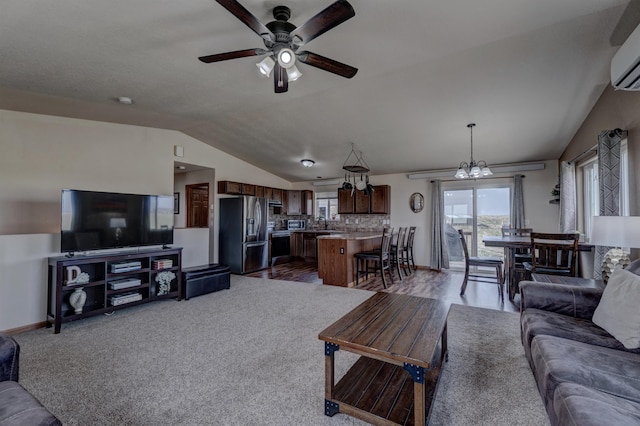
[521, 308, 640, 365]
[0, 333, 19, 382]
[0, 381, 61, 425]
[554, 382, 640, 426]
[593, 268, 640, 349]
[531, 334, 640, 419]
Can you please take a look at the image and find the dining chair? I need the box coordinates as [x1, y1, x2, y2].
[447, 228, 504, 302]
[522, 232, 580, 277]
[501, 227, 532, 291]
[390, 227, 408, 279]
[355, 227, 394, 288]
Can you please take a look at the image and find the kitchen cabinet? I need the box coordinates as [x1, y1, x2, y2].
[286, 190, 302, 215]
[338, 189, 354, 214]
[302, 190, 314, 215]
[337, 185, 391, 214]
[255, 186, 265, 197]
[287, 190, 314, 215]
[290, 232, 303, 258]
[303, 232, 317, 259]
[302, 232, 333, 260]
[271, 188, 283, 203]
[371, 185, 391, 214]
[242, 183, 256, 196]
[217, 181, 257, 196]
[354, 190, 370, 214]
[218, 181, 242, 195]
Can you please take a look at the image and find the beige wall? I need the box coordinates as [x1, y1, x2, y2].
[560, 86, 639, 215]
[0, 109, 290, 332]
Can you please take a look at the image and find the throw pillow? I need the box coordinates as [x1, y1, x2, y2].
[593, 268, 640, 349]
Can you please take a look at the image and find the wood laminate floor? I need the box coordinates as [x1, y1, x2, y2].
[246, 260, 519, 313]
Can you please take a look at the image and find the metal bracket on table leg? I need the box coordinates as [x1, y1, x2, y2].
[325, 342, 340, 356]
[404, 363, 425, 384]
[325, 400, 340, 416]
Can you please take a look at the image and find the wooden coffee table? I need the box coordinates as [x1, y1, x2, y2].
[318, 292, 449, 426]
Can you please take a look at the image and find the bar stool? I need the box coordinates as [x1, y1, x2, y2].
[405, 226, 416, 272]
[355, 227, 394, 288]
[390, 227, 407, 280]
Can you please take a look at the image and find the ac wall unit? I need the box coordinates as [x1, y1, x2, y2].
[611, 23, 640, 90]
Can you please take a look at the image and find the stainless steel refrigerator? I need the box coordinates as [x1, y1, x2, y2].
[219, 196, 268, 274]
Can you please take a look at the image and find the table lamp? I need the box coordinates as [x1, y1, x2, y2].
[590, 216, 640, 282]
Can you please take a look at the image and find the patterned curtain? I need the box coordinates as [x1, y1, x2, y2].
[559, 161, 576, 232]
[511, 175, 525, 229]
[593, 130, 623, 279]
[430, 180, 449, 270]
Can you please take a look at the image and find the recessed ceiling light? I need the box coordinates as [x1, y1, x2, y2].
[300, 159, 315, 167]
[117, 96, 133, 105]
[176, 165, 186, 170]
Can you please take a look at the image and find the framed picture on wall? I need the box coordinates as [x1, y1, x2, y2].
[173, 192, 180, 214]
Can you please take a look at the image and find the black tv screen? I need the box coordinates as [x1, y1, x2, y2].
[61, 189, 174, 253]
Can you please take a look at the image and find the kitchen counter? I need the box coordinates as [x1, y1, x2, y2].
[290, 230, 343, 234]
[316, 231, 381, 240]
[316, 231, 384, 287]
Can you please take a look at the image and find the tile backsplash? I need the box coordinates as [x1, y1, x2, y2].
[270, 213, 390, 231]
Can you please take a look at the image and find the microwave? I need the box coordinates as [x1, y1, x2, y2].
[287, 220, 306, 230]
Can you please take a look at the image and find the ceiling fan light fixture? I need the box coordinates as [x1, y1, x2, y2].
[287, 64, 302, 81]
[256, 56, 275, 77]
[277, 48, 296, 68]
[301, 159, 315, 167]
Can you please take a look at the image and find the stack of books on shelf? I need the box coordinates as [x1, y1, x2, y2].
[109, 292, 143, 306]
[152, 259, 173, 270]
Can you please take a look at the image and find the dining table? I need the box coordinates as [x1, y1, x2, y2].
[482, 235, 594, 302]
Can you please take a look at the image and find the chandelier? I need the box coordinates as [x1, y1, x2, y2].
[455, 123, 493, 179]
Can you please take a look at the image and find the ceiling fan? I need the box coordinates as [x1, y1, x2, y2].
[198, 0, 358, 93]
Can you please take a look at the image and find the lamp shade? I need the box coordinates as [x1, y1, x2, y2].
[590, 216, 640, 248]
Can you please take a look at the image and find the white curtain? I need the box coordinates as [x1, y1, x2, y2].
[430, 180, 449, 270]
[593, 130, 623, 279]
[511, 175, 525, 229]
[560, 161, 576, 232]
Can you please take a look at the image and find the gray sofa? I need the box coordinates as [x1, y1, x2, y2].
[520, 259, 640, 425]
[0, 332, 61, 425]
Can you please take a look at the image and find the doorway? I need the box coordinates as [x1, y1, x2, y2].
[443, 185, 511, 268]
[186, 183, 209, 228]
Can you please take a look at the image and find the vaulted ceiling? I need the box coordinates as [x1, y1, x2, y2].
[0, 0, 636, 181]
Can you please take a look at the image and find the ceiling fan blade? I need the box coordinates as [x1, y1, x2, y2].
[198, 48, 269, 63]
[290, 0, 355, 45]
[215, 0, 275, 42]
[297, 51, 357, 78]
[274, 63, 289, 93]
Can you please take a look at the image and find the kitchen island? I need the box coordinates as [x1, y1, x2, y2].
[317, 232, 383, 287]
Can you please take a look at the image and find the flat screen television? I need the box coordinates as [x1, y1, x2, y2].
[61, 189, 174, 253]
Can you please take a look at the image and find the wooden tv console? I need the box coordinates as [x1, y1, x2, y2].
[47, 247, 182, 333]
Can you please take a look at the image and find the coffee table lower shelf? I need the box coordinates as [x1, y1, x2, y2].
[327, 355, 441, 426]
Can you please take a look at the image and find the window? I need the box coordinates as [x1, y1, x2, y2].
[580, 139, 630, 240]
[315, 192, 340, 221]
[581, 158, 599, 239]
[443, 184, 511, 269]
[621, 140, 630, 216]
